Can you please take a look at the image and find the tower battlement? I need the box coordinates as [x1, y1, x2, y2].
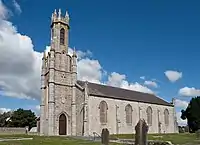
[51, 9, 69, 27]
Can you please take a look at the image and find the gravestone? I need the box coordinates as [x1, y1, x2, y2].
[101, 128, 109, 145]
[196, 129, 200, 139]
[135, 119, 149, 145]
[25, 126, 29, 134]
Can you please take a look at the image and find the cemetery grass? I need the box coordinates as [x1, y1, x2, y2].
[111, 133, 200, 144]
[0, 134, 120, 145]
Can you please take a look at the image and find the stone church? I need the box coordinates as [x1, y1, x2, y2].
[39, 9, 178, 136]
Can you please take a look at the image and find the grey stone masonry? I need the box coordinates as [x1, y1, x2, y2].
[48, 49, 55, 136]
[40, 53, 46, 136]
[40, 9, 79, 136]
[83, 82, 89, 136]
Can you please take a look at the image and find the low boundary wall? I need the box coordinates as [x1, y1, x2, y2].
[0, 127, 26, 135]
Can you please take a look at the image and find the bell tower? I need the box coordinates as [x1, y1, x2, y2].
[40, 9, 77, 136]
[51, 9, 70, 53]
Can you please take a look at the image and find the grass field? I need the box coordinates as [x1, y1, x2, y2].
[0, 133, 199, 145]
[112, 133, 200, 144]
[0, 134, 119, 145]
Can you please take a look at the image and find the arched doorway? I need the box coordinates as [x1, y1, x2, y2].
[59, 114, 67, 135]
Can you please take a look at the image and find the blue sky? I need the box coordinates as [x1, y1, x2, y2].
[0, 0, 200, 125]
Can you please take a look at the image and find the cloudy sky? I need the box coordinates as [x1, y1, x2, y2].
[1, 0, 200, 126]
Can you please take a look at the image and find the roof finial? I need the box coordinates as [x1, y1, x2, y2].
[58, 8, 61, 18]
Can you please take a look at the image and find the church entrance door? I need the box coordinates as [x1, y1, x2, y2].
[59, 114, 67, 135]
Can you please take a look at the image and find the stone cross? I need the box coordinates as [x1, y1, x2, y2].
[135, 119, 149, 145]
[101, 128, 109, 145]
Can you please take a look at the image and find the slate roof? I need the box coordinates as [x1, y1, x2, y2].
[77, 80, 173, 107]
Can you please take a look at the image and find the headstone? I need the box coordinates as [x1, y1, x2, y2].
[25, 126, 29, 134]
[101, 128, 109, 145]
[135, 119, 148, 145]
[196, 129, 200, 139]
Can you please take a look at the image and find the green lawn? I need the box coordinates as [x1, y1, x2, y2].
[0, 134, 119, 145]
[0, 133, 199, 145]
[111, 133, 200, 144]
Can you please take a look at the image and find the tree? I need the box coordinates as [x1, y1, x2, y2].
[0, 111, 12, 127]
[8, 108, 37, 130]
[181, 96, 200, 133]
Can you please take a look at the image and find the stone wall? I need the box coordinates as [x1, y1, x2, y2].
[88, 95, 176, 136]
[54, 84, 72, 135]
[76, 87, 84, 136]
[0, 127, 26, 134]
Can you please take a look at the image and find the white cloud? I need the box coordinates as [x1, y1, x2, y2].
[0, 2, 42, 100]
[178, 87, 200, 97]
[34, 105, 40, 116]
[12, 0, 21, 14]
[164, 70, 182, 82]
[0, 0, 8, 19]
[77, 50, 92, 59]
[0, 107, 11, 113]
[107, 72, 126, 87]
[77, 58, 103, 84]
[176, 111, 187, 126]
[69, 47, 103, 84]
[144, 80, 158, 88]
[140, 76, 145, 80]
[107, 72, 155, 94]
[122, 82, 155, 94]
[0, 23, 42, 99]
[174, 99, 188, 109]
[68, 47, 92, 59]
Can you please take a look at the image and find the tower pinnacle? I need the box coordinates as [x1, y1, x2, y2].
[51, 8, 69, 27]
[42, 51, 46, 69]
[58, 9, 61, 19]
[65, 10, 69, 18]
[42, 51, 46, 60]
[72, 47, 77, 57]
[54, 9, 57, 16]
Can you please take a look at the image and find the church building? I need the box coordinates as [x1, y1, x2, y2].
[39, 9, 178, 136]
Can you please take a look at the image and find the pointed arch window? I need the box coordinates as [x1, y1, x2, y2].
[164, 109, 169, 126]
[147, 106, 153, 126]
[99, 101, 108, 124]
[60, 28, 65, 45]
[125, 104, 132, 125]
